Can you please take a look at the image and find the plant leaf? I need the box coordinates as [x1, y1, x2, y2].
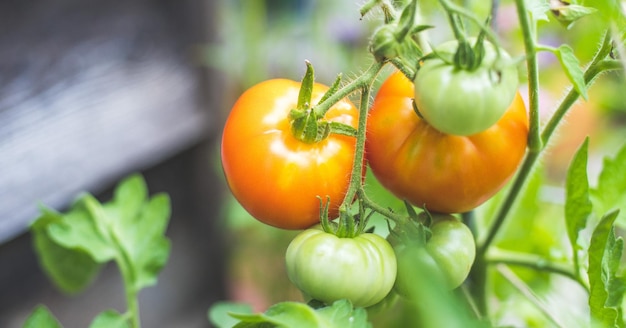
[30, 206, 101, 294]
[316, 300, 371, 328]
[591, 142, 626, 229]
[565, 138, 592, 269]
[46, 195, 117, 263]
[208, 302, 254, 328]
[107, 192, 172, 290]
[22, 305, 63, 328]
[587, 209, 625, 327]
[526, 0, 551, 23]
[555, 44, 589, 100]
[40, 174, 171, 293]
[88, 310, 129, 328]
[223, 300, 374, 328]
[232, 302, 322, 328]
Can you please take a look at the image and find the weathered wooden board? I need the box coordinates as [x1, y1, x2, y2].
[0, 0, 213, 243]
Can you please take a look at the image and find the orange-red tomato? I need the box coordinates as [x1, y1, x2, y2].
[366, 71, 529, 213]
[221, 79, 358, 229]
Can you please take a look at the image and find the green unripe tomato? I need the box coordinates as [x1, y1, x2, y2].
[285, 229, 397, 308]
[414, 39, 519, 136]
[370, 24, 402, 61]
[391, 214, 476, 296]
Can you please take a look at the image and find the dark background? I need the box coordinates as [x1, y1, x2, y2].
[0, 0, 228, 326]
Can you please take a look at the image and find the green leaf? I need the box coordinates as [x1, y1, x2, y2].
[316, 300, 371, 328]
[587, 210, 625, 327]
[232, 302, 322, 328]
[31, 206, 101, 294]
[591, 142, 626, 229]
[328, 122, 357, 138]
[565, 138, 592, 269]
[40, 174, 171, 293]
[46, 195, 117, 263]
[22, 305, 63, 328]
[208, 302, 254, 328]
[526, 0, 551, 23]
[318, 73, 342, 105]
[107, 193, 172, 290]
[223, 300, 373, 328]
[88, 310, 130, 328]
[111, 174, 148, 227]
[555, 44, 589, 100]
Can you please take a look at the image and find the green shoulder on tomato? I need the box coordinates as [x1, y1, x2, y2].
[285, 228, 397, 308]
[414, 39, 519, 136]
[389, 214, 476, 296]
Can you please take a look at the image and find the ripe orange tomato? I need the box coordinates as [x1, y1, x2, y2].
[221, 79, 358, 229]
[366, 71, 528, 213]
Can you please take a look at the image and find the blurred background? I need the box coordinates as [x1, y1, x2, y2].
[0, 0, 624, 327]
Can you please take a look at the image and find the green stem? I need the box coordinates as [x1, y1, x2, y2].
[514, 0, 541, 152]
[496, 265, 566, 328]
[470, 23, 620, 322]
[114, 257, 140, 328]
[111, 233, 141, 328]
[468, 254, 488, 316]
[359, 191, 408, 224]
[486, 249, 589, 291]
[331, 61, 385, 233]
[313, 61, 384, 117]
[437, 0, 501, 50]
[541, 45, 618, 143]
[479, 42, 620, 258]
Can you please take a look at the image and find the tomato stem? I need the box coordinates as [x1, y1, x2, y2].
[437, 0, 501, 56]
[514, 0, 542, 153]
[312, 61, 384, 118]
[486, 249, 589, 291]
[496, 265, 567, 328]
[471, 29, 621, 318]
[314, 61, 384, 237]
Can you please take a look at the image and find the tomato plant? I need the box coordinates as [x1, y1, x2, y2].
[366, 71, 529, 214]
[390, 214, 476, 294]
[285, 228, 397, 308]
[221, 79, 359, 229]
[414, 39, 519, 136]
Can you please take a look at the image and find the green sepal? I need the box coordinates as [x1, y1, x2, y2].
[411, 24, 435, 35]
[403, 200, 420, 221]
[297, 60, 315, 110]
[395, 0, 419, 41]
[328, 122, 357, 138]
[318, 73, 342, 105]
[454, 40, 476, 70]
[471, 17, 491, 69]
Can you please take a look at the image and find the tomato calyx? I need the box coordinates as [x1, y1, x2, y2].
[289, 61, 356, 144]
[366, 0, 432, 77]
[318, 196, 371, 239]
[388, 206, 434, 248]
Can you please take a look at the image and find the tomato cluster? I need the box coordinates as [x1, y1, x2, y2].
[221, 36, 527, 309]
